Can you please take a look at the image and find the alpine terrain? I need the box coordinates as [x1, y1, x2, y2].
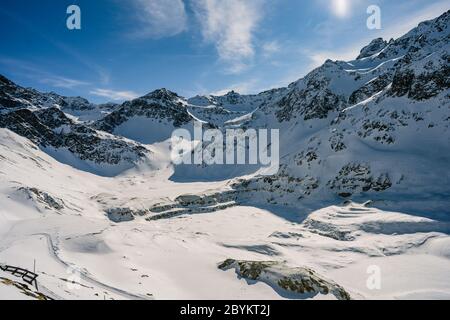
[0, 11, 449, 300]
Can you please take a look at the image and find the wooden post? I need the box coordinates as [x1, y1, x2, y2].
[33, 260, 38, 291]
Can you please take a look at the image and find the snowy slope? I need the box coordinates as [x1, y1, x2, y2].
[1, 129, 449, 300]
[0, 10, 449, 300]
[220, 10, 450, 215]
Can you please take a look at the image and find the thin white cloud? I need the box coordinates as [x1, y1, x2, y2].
[90, 89, 140, 101]
[303, 45, 363, 68]
[306, 1, 450, 67]
[40, 77, 90, 89]
[193, 0, 264, 74]
[0, 57, 90, 89]
[262, 41, 281, 58]
[131, 0, 188, 38]
[377, 1, 450, 40]
[210, 78, 268, 96]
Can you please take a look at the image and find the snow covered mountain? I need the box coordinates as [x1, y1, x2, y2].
[188, 10, 450, 215]
[0, 75, 158, 176]
[0, 10, 449, 300]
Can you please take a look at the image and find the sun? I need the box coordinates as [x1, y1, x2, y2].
[331, 0, 351, 18]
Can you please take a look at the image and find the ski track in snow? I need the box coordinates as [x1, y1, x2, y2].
[35, 233, 150, 300]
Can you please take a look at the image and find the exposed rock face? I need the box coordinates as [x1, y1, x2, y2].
[106, 208, 137, 223]
[19, 187, 65, 211]
[218, 259, 351, 300]
[95, 89, 192, 133]
[105, 191, 238, 222]
[349, 74, 392, 105]
[328, 163, 392, 196]
[267, 10, 450, 122]
[0, 75, 95, 112]
[187, 88, 287, 127]
[59, 96, 95, 111]
[0, 107, 148, 166]
[0, 109, 58, 146]
[0, 276, 52, 300]
[275, 61, 348, 122]
[0, 11, 449, 211]
[34, 107, 73, 129]
[222, 11, 450, 210]
[357, 38, 389, 59]
[189, 89, 284, 112]
[390, 53, 450, 100]
[0, 76, 149, 171]
[0, 75, 55, 110]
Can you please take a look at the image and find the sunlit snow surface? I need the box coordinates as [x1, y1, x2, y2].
[1, 11, 450, 300]
[0, 129, 449, 300]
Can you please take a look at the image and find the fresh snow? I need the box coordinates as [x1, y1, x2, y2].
[0, 10, 449, 300]
[0, 129, 449, 300]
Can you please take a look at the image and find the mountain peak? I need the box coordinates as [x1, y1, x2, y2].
[357, 38, 388, 60]
[225, 90, 239, 96]
[0, 74, 15, 86]
[142, 88, 180, 101]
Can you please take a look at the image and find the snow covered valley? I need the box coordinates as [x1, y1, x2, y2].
[0, 129, 449, 300]
[1, 10, 450, 300]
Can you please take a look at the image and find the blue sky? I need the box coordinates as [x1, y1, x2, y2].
[0, 0, 448, 103]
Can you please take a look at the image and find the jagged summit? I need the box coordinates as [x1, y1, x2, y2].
[141, 88, 181, 101]
[0, 74, 13, 85]
[0, 9, 449, 301]
[357, 38, 389, 59]
[0, 74, 99, 113]
[0, 9, 448, 197]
